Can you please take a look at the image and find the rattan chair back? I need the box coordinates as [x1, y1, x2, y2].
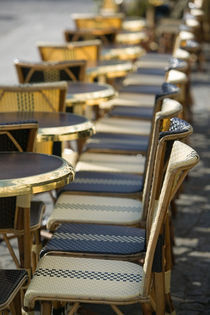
[0, 82, 67, 113]
[72, 13, 123, 30]
[143, 140, 199, 296]
[64, 29, 117, 45]
[15, 60, 86, 84]
[0, 269, 28, 313]
[141, 98, 183, 220]
[38, 41, 101, 67]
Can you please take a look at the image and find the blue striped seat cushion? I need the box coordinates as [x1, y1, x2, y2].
[41, 223, 146, 257]
[119, 84, 162, 95]
[109, 106, 154, 119]
[59, 171, 143, 194]
[85, 132, 149, 153]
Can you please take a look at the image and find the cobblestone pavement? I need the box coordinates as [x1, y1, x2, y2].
[0, 1, 210, 314]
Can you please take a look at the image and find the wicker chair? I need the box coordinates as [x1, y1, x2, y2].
[76, 83, 179, 175]
[72, 13, 123, 31]
[37, 40, 101, 67]
[40, 117, 192, 253]
[0, 81, 67, 155]
[49, 98, 182, 218]
[82, 83, 179, 157]
[0, 269, 28, 315]
[64, 29, 117, 45]
[0, 122, 45, 272]
[14, 60, 86, 84]
[23, 141, 199, 315]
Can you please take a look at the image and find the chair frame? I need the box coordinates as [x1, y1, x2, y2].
[0, 122, 46, 272]
[37, 40, 101, 66]
[23, 141, 199, 315]
[14, 59, 87, 84]
[0, 81, 67, 113]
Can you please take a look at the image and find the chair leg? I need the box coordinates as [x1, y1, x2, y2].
[10, 290, 22, 315]
[154, 272, 165, 315]
[110, 304, 124, 315]
[41, 301, 52, 314]
[141, 302, 153, 315]
[68, 302, 80, 315]
[2, 234, 20, 268]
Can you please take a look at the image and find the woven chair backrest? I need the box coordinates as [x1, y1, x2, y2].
[143, 140, 199, 296]
[64, 29, 117, 45]
[0, 121, 38, 231]
[143, 117, 193, 226]
[0, 82, 67, 113]
[141, 98, 183, 219]
[0, 121, 38, 152]
[15, 60, 86, 84]
[72, 14, 123, 30]
[38, 41, 101, 66]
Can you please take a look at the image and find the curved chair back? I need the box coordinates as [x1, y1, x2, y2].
[0, 81, 67, 112]
[38, 41, 101, 67]
[15, 60, 86, 84]
[72, 13, 123, 30]
[143, 140, 199, 296]
[141, 99, 183, 219]
[64, 29, 117, 45]
[142, 117, 193, 223]
[0, 269, 28, 313]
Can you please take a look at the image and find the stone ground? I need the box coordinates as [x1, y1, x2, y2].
[0, 0, 210, 314]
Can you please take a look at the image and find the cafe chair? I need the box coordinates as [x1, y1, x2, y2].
[37, 40, 101, 68]
[40, 117, 193, 261]
[14, 59, 86, 84]
[83, 84, 179, 156]
[72, 13, 123, 31]
[76, 84, 179, 174]
[53, 99, 182, 201]
[0, 81, 67, 155]
[0, 269, 28, 315]
[0, 121, 45, 271]
[64, 28, 117, 45]
[14, 59, 86, 115]
[23, 141, 199, 315]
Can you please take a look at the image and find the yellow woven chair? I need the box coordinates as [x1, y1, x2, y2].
[23, 141, 199, 315]
[0, 81, 67, 154]
[72, 13, 123, 30]
[14, 59, 86, 84]
[37, 40, 101, 68]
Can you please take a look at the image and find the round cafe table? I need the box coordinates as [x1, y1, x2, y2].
[0, 112, 95, 143]
[101, 44, 145, 61]
[0, 152, 74, 275]
[66, 82, 116, 108]
[86, 59, 133, 82]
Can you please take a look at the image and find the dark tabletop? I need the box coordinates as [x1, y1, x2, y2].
[0, 112, 88, 128]
[0, 152, 64, 180]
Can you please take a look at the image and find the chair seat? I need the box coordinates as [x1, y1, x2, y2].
[85, 132, 149, 154]
[76, 152, 146, 174]
[59, 171, 143, 195]
[24, 256, 144, 310]
[30, 201, 45, 230]
[0, 269, 28, 310]
[109, 105, 154, 120]
[136, 52, 171, 68]
[119, 84, 162, 95]
[47, 194, 143, 229]
[123, 67, 165, 86]
[106, 93, 155, 108]
[41, 223, 146, 257]
[95, 117, 151, 135]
